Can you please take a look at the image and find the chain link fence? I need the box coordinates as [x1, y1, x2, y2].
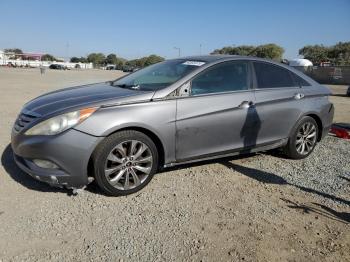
[293, 66, 350, 85]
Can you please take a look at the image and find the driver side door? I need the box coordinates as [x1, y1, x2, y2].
[175, 60, 257, 161]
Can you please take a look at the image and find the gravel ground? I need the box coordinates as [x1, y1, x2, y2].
[0, 68, 349, 261]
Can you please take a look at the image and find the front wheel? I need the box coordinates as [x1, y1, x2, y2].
[283, 116, 319, 159]
[92, 130, 159, 196]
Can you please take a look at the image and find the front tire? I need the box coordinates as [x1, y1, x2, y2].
[283, 116, 319, 159]
[92, 130, 159, 196]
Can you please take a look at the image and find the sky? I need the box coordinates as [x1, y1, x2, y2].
[0, 0, 349, 60]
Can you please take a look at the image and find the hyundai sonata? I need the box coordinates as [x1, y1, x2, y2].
[11, 56, 334, 196]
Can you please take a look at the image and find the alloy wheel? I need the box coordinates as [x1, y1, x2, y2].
[104, 140, 153, 190]
[295, 122, 317, 155]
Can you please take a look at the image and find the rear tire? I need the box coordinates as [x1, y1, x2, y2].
[283, 116, 319, 159]
[92, 130, 159, 196]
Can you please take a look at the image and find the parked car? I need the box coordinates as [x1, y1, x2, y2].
[122, 65, 135, 72]
[11, 56, 334, 196]
[106, 65, 116, 70]
[49, 64, 67, 70]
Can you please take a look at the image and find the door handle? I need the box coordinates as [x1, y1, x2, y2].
[239, 101, 255, 109]
[294, 93, 305, 100]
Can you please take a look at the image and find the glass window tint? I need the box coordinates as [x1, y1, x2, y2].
[253, 62, 296, 89]
[291, 72, 311, 86]
[191, 61, 249, 95]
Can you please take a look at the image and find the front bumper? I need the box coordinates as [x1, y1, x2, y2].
[11, 128, 103, 188]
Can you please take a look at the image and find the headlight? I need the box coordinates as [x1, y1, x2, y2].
[25, 107, 97, 135]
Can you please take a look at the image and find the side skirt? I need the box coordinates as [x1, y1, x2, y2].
[163, 138, 288, 168]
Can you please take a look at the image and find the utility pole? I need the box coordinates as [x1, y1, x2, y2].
[174, 47, 181, 57]
[199, 44, 202, 55]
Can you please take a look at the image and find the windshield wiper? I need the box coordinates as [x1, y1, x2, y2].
[115, 84, 140, 90]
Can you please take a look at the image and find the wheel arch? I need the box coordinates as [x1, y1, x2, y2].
[304, 113, 323, 141]
[287, 112, 324, 143]
[87, 126, 166, 179]
[290, 113, 323, 142]
[114, 126, 166, 167]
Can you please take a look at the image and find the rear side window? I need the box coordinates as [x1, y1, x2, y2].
[253, 62, 296, 89]
[191, 61, 249, 95]
[291, 72, 311, 86]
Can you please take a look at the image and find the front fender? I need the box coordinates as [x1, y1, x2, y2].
[74, 100, 177, 164]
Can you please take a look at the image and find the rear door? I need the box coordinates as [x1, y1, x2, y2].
[252, 61, 305, 145]
[175, 60, 257, 161]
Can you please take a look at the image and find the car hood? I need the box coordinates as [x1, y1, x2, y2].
[23, 82, 155, 116]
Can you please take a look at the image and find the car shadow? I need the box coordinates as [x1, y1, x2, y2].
[1, 144, 71, 195]
[330, 94, 349, 98]
[3, 136, 350, 210]
[340, 176, 350, 183]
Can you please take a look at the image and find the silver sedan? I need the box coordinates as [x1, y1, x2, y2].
[11, 55, 334, 196]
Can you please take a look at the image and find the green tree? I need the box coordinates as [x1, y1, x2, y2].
[328, 42, 350, 65]
[4, 48, 23, 54]
[299, 42, 350, 65]
[254, 44, 284, 60]
[4, 48, 23, 59]
[70, 57, 80, 63]
[105, 53, 118, 65]
[70, 56, 88, 63]
[87, 53, 106, 67]
[211, 44, 284, 60]
[41, 54, 57, 61]
[144, 54, 165, 66]
[298, 45, 329, 65]
[212, 45, 256, 56]
[115, 57, 127, 69]
[126, 55, 164, 68]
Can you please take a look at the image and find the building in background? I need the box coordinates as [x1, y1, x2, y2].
[0, 49, 93, 69]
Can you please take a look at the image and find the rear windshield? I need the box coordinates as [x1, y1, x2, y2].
[112, 59, 205, 91]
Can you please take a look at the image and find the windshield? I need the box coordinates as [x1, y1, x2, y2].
[112, 59, 205, 91]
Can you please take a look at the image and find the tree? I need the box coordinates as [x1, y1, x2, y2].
[41, 54, 57, 61]
[144, 54, 165, 66]
[70, 56, 88, 63]
[328, 42, 350, 65]
[212, 45, 256, 56]
[298, 45, 329, 65]
[254, 44, 284, 60]
[105, 53, 118, 65]
[126, 54, 165, 68]
[87, 53, 106, 67]
[70, 57, 80, 63]
[4, 48, 23, 54]
[211, 44, 284, 60]
[299, 42, 350, 65]
[4, 48, 23, 59]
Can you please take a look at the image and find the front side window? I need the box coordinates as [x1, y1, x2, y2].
[253, 62, 296, 89]
[191, 61, 249, 95]
[112, 59, 205, 91]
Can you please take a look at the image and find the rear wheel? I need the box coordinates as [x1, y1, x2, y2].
[93, 130, 159, 196]
[284, 116, 319, 159]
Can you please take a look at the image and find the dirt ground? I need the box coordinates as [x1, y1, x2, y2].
[327, 85, 350, 123]
[0, 68, 349, 261]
